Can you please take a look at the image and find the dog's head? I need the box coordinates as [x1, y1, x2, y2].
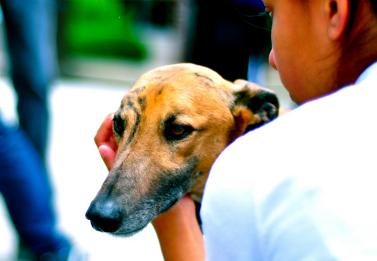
[86, 63, 279, 235]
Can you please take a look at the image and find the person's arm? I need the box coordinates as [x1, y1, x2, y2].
[94, 113, 205, 261]
[152, 196, 205, 261]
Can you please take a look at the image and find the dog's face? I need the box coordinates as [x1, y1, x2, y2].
[86, 63, 279, 236]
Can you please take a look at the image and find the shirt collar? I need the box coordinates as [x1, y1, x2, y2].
[356, 61, 377, 83]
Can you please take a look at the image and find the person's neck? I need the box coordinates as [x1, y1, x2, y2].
[337, 9, 377, 87]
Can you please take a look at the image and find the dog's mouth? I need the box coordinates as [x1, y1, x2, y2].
[117, 193, 183, 236]
[86, 190, 183, 236]
[111, 219, 150, 236]
[87, 157, 199, 236]
[86, 202, 154, 236]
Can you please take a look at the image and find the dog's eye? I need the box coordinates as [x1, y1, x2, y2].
[164, 123, 194, 141]
[113, 114, 125, 136]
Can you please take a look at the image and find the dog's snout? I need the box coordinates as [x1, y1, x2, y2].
[86, 199, 122, 233]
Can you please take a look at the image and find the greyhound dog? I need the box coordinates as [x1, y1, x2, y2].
[86, 63, 279, 236]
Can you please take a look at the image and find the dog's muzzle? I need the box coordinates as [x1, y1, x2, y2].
[85, 198, 122, 233]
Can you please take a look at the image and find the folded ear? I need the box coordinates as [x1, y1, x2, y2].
[230, 79, 279, 140]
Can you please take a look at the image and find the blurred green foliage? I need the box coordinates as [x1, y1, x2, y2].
[61, 0, 148, 61]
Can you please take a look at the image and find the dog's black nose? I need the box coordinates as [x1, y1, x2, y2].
[86, 199, 122, 233]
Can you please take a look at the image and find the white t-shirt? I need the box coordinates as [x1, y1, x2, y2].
[202, 62, 377, 260]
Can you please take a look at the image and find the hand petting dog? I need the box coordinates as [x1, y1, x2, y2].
[95, 113, 117, 170]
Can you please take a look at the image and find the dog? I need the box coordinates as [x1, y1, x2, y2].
[86, 63, 279, 236]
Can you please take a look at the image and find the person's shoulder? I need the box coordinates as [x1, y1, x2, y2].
[211, 62, 377, 182]
[224, 98, 329, 154]
[356, 61, 377, 84]
[216, 73, 375, 171]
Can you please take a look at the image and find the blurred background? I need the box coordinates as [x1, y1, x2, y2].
[0, 0, 291, 260]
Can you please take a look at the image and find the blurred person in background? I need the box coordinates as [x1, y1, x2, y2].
[0, 0, 82, 260]
[185, 0, 270, 83]
[95, 0, 377, 260]
[0, 119, 74, 261]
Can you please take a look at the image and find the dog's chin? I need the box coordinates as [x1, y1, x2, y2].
[112, 222, 150, 237]
[158, 197, 180, 214]
[113, 197, 181, 236]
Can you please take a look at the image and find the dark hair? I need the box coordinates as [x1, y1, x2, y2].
[372, 1, 377, 14]
[336, 0, 377, 87]
[350, 0, 377, 19]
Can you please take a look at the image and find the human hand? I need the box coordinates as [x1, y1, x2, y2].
[94, 113, 118, 170]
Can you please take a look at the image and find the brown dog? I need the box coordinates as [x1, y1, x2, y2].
[86, 63, 279, 236]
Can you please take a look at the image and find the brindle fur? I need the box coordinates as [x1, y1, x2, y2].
[86, 63, 279, 236]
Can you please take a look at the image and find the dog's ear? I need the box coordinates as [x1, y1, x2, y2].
[230, 79, 279, 140]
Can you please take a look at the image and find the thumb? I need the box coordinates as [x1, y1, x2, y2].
[98, 144, 116, 170]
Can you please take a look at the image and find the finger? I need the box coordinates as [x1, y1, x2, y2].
[94, 113, 115, 147]
[108, 134, 118, 152]
[98, 144, 116, 170]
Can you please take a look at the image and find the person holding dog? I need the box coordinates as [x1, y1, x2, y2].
[95, 0, 377, 259]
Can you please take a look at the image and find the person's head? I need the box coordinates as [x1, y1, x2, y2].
[264, 0, 377, 104]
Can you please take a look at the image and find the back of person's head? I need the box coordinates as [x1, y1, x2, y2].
[371, 0, 377, 14]
[348, 0, 377, 26]
[338, 0, 377, 86]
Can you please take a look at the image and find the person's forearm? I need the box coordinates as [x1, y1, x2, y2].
[152, 197, 205, 261]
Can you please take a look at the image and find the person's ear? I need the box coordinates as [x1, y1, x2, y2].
[325, 0, 350, 40]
